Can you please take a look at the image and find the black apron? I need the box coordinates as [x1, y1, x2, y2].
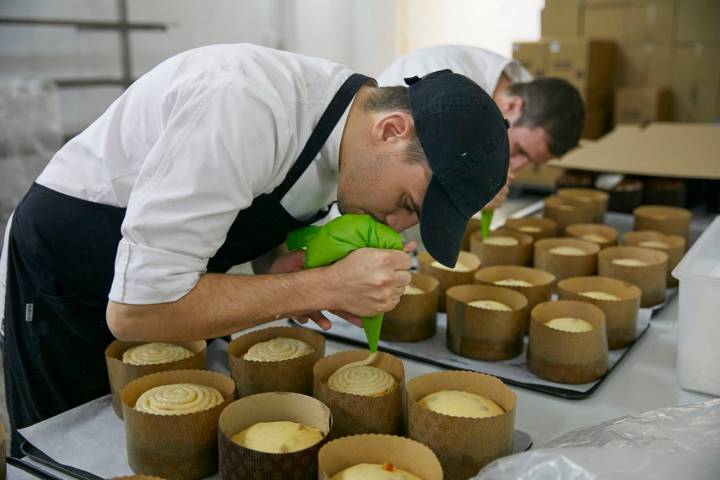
[2, 73, 370, 455]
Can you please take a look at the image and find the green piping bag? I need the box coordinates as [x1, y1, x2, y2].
[286, 214, 404, 352]
[481, 209, 494, 239]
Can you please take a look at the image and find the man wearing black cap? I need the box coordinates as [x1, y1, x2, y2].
[380, 45, 585, 175]
[1, 44, 507, 451]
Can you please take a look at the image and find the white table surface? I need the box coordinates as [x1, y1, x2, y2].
[7, 196, 716, 478]
[6, 300, 713, 480]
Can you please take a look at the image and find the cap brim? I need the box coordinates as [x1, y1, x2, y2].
[419, 176, 468, 267]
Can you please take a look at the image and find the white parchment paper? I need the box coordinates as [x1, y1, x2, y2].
[18, 340, 231, 479]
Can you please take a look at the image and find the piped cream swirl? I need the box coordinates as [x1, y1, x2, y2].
[134, 383, 223, 415]
[327, 353, 396, 397]
[122, 342, 194, 366]
[243, 337, 314, 362]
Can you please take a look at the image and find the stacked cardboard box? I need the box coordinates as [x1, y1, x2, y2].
[540, 0, 720, 124]
[512, 41, 548, 78]
[615, 86, 672, 124]
[512, 38, 617, 139]
[541, 0, 584, 37]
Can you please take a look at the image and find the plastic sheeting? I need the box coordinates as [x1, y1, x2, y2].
[473, 399, 720, 480]
[0, 78, 61, 238]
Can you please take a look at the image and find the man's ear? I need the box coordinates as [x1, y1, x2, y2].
[498, 94, 524, 124]
[371, 111, 414, 144]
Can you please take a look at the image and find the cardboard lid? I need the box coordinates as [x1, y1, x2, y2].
[550, 123, 720, 179]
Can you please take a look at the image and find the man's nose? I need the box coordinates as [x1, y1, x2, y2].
[510, 155, 529, 172]
[385, 212, 418, 233]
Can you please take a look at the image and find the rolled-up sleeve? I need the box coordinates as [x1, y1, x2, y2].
[109, 78, 287, 304]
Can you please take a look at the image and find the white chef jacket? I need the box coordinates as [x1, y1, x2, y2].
[31, 44, 355, 305]
[377, 44, 532, 94]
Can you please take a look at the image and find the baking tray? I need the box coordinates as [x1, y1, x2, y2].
[291, 306, 651, 400]
[297, 203, 682, 400]
[15, 393, 533, 480]
[17, 442, 102, 480]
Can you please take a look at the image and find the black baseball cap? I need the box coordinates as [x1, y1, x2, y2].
[405, 70, 509, 267]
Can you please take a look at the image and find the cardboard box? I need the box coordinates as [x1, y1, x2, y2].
[542, 6, 582, 38]
[584, 0, 674, 44]
[551, 123, 720, 179]
[546, 39, 617, 92]
[582, 107, 610, 139]
[544, 0, 582, 8]
[617, 43, 674, 86]
[615, 86, 673, 124]
[626, 0, 675, 44]
[583, 1, 628, 42]
[675, 0, 720, 44]
[584, 89, 613, 109]
[512, 41, 548, 77]
[671, 45, 720, 122]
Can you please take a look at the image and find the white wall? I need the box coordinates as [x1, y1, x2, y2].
[0, 0, 543, 136]
[285, 0, 402, 77]
[128, 0, 282, 76]
[283, 0, 543, 78]
[0, 0, 283, 136]
[400, 0, 544, 58]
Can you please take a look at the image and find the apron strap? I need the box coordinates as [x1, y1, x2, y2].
[270, 73, 372, 200]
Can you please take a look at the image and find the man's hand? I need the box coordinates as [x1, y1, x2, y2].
[293, 242, 416, 330]
[325, 247, 412, 315]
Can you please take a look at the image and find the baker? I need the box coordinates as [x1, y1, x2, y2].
[0, 44, 509, 453]
[378, 44, 585, 209]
